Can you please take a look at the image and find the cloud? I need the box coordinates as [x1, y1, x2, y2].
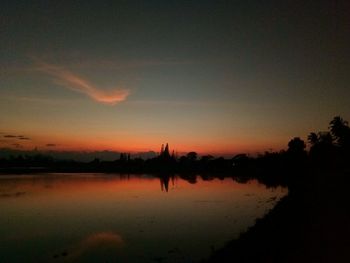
[34, 60, 130, 105]
[1, 95, 75, 106]
[18, 136, 30, 140]
[46, 143, 56, 147]
[3, 134, 30, 140]
[4, 135, 17, 138]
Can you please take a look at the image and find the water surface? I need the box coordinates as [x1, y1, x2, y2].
[0, 173, 287, 263]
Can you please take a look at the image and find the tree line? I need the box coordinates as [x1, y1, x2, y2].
[1, 116, 349, 183]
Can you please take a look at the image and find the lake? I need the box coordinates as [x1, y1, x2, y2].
[0, 173, 287, 263]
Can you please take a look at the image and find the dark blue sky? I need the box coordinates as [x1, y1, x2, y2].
[1, 0, 349, 154]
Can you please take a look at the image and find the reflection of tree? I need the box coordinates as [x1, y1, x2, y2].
[64, 232, 124, 260]
[160, 176, 170, 192]
[234, 176, 250, 184]
[179, 174, 197, 184]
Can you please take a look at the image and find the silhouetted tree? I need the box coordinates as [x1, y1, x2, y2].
[232, 154, 251, 170]
[329, 116, 350, 149]
[307, 132, 318, 146]
[119, 153, 126, 161]
[317, 132, 333, 145]
[200, 155, 214, 162]
[287, 137, 307, 168]
[308, 132, 334, 148]
[308, 131, 336, 148]
[308, 131, 335, 167]
[287, 137, 306, 154]
[186, 152, 198, 161]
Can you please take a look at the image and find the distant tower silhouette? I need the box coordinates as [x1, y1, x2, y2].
[159, 143, 172, 160]
[163, 143, 170, 158]
[160, 144, 164, 156]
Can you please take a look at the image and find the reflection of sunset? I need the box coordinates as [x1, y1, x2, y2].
[0, 174, 287, 263]
[0, 174, 287, 225]
[0, 174, 282, 199]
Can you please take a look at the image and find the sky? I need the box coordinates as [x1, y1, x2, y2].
[1, 0, 349, 155]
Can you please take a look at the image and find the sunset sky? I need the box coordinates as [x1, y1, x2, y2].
[1, 1, 349, 155]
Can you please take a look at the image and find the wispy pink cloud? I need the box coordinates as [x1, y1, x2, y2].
[35, 60, 130, 105]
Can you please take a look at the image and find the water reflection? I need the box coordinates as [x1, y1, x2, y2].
[0, 173, 287, 263]
[0, 191, 26, 198]
[53, 232, 124, 262]
[160, 175, 176, 192]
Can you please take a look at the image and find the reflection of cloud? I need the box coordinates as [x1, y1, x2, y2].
[35, 60, 130, 105]
[78, 232, 124, 250]
[60, 232, 124, 261]
[0, 191, 26, 198]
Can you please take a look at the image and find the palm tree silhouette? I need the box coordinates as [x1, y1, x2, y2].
[329, 116, 350, 148]
[307, 132, 318, 146]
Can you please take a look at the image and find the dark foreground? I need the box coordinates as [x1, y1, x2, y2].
[205, 169, 350, 263]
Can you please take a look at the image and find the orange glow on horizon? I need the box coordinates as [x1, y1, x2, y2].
[0, 130, 287, 156]
[1, 126, 289, 156]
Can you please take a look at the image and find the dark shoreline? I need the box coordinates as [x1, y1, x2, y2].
[205, 169, 350, 263]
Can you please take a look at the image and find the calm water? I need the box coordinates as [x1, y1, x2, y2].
[0, 173, 287, 263]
